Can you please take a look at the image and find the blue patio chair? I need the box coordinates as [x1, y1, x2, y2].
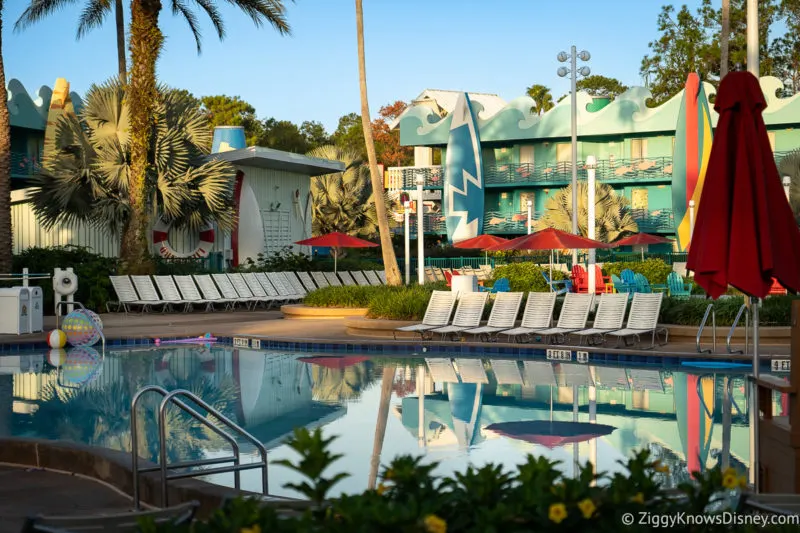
[542, 272, 572, 295]
[611, 273, 635, 298]
[480, 277, 510, 293]
[633, 273, 652, 293]
[667, 271, 693, 298]
[620, 269, 637, 289]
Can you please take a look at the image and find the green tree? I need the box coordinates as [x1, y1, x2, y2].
[332, 112, 366, 160]
[0, 0, 11, 274]
[771, 0, 800, 95]
[16, 0, 128, 79]
[300, 120, 331, 151]
[200, 95, 262, 146]
[29, 77, 238, 239]
[576, 75, 629, 100]
[308, 144, 381, 238]
[536, 182, 638, 242]
[525, 84, 554, 115]
[256, 118, 310, 153]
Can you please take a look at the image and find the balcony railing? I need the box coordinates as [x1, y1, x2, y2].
[486, 157, 675, 186]
[10, 151, 42, 177]
[631, 208, 674, 232]
[386, 165, 443, 190]
[484, 210, 541, 234]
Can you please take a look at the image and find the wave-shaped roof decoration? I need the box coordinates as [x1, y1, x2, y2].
[399, 76, 800, 147]
[6, 78, 83, 131]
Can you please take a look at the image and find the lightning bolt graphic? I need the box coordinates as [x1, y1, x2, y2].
[445, 95, 483, 242]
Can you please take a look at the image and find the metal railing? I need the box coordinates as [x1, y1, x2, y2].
[131, 385, 269, 509]
[696, 304, 716, 353]
[727, 304, 750, 354]
[10, 151, 42, 177]
[485, 157, 674, 186]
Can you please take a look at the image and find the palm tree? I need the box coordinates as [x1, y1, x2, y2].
[368, 364, 396, 490]
[29, 77, 238, 240]
[16, 0, 128, 79]
[308, 144, 386, 238]
[720, 0, 731, 79]
[536, 182, 638, 242]
[526, 84, 555, 116]
[355, 0, 402, 286]
[0, 1, 11, 275]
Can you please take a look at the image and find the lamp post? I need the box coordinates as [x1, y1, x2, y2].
[689, 199, 696, 240]
[747, 0, 758, 76]
[416, 174, 425, 285]
[586, 155, 597, 294]
[527, 200, 533, 234]
[404, 200, 411, 285]
[558, 46, 591, 267]
[784, 176, 792, 203]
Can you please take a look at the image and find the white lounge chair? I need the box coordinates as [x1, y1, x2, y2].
[323, 271, 342, 287]
[311, 271, 330, 288]
[253, 272, 286, 304]
[216, 273, 258, 310]
[350, 270, 370, 286]
[394, 290, 458, 340]
[462, 292, 524, 341]
[570, 293, 629, 346]
[107, 275, 155, 313]
[604, 292, 668, 349]
[192, 275, 238, 311]
[130, 275, 170, 313]
[497, 292, 557, 342]
[363, 270, 382, 286]
[536, 293, 595, 345]
[240, 273, 280, 308]
[296, 271, 319, 292]
[267, 272, 303, 301]
[338, 271, 357, 286]
[428, 292, 490, 341]
[283, 272, 308, 296]
[377, 270, 387, 284]
[173, 275, 215, 312]
[153, 275, 193, 313]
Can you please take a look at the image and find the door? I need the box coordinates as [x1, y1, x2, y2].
[631, 138, 648, 160]
[631, 188, 649, 213]
[556, 143, 571, 172]
[520, 145, 535, 165]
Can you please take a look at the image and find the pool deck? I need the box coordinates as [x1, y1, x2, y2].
[0, 310, 790, 358]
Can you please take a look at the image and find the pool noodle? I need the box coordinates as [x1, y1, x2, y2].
[157, 336, 218, 345]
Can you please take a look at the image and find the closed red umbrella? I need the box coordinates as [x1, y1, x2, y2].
[614, 233, 673, 261]
[453, 234, 508, 265]
[295, 232, 378, 273]
[485, 420, 616, 449]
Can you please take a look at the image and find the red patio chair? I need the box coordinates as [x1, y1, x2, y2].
[769, 278, 787, 295]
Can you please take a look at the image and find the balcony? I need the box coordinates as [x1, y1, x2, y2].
[483, 210, 540, 234]
[486, 157, 675, 187]
[631, 208, 674, 232]
[10, 151, 42, 178]
[385, 165, 443, 190]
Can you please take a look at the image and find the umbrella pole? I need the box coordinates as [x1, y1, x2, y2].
[334, 250, 338, 274]
[550, 250, 554, 292]
[573, 384, 579, 478]
[751, 296, 761, 492]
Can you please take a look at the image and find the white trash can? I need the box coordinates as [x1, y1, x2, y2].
[451, 274, 478, 296]
[0, 287, 31, 335]
[28, 286, 44, 333]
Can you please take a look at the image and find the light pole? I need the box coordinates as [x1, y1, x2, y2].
[416, 174, 425, 285]
[404, 200, 411, 285]
[558, 46, 591, 267]
[586, 155, 597, 295]
[747, 0, 758, 76]
[527, 200, 533, 234]
[689, 199, 696, 240]
[784, 176, 792, 203]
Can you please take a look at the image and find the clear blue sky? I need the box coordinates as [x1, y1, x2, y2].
[6, 0, 718, 133]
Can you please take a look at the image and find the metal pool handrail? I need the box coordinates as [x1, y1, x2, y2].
[696, 303, 716, 354]
[727, 304, 750, 354]
[131, 385, 269, 509]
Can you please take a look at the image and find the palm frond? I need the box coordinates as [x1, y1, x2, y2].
[14, 0, 80, 31]
[224, 0, 292, 34]
[192, 0, 225, 39]
[77, 0, 113, 39]
[171, 0, 204, 53]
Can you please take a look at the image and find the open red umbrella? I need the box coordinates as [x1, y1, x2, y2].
[614, 233, 674, 261]
[295, 232, 378, 273]
[485, 420, 616, 449]
[453, 234, 508, 265]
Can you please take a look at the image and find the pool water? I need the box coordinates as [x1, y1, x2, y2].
[1, 345, 782, 499]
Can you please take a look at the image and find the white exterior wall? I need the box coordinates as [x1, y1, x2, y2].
[10, 163, 314, 260]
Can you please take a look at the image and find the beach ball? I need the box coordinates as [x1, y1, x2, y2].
[61, 346, 102, 387]
[47, 329, 67, 349]
[62, 310, 102, 347]
[47, 348, 67, 368]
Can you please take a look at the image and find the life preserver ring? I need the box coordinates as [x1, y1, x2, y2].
[152, 216, 215, 259]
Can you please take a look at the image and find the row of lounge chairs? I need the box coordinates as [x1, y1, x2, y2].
[395, 291, 668, 349]
[107, 269, 387, 313]
[425, 265, 492, 283]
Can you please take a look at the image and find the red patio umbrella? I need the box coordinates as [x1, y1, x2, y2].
[485, 228, 612, 287]
[453, 234, 509, 265]
[686, 72, 800, 489]
[295, 232, 378, 273]
[298, 356, 369, 370]
[614, 233, 674, 261]
[485, 420, 616, 449]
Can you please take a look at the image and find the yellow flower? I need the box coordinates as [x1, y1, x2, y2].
[240, 526, 261, 533]
[549, 503, 568, 524]
[423, 514, 447, 533]
[722, 472, 739, 489]
[376, 483, 387, 496]
[578, 498, 596, 519]
[631, 492, 645, 504]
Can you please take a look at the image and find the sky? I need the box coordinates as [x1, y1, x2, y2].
[5, 0, 715, 133]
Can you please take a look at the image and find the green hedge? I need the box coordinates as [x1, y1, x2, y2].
[490, 263, 568, 292]
[601, 259, 673, 285]
[660, 295, 797, 327]
[304, 283, 449, 321]
[143, 427, 790, 533]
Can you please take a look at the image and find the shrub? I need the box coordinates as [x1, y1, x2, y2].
[12, 246, 118, 314]
[602, 259, 673, 284]
[491, 263, 568, 292]
[303, 286, 382, 308]
[237, 247, 315, 273]
[659, 295, 796, 327]
[144, 427, 786, 533]
[304, 283, 449, 320]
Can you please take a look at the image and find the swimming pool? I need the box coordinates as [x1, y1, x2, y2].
[1, 344, 780, 499]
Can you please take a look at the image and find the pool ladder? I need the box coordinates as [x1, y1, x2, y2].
[696, 304, 716, 353]
[727, 304, 750, 354]
[130, 385, 269, 509]
[695, 303, 751, 354]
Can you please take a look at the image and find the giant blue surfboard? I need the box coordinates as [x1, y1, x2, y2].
[444, 93, 484, 243]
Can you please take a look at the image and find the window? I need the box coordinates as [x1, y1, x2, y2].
[631, 139, 648, 160]
[520, 191, 535, 212]
[631, 188, 649, 211]
[520, 145, 535, 165]
[556, 143, 571, 163]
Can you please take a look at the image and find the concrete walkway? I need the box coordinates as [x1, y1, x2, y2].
[0, 465, 134, 532]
